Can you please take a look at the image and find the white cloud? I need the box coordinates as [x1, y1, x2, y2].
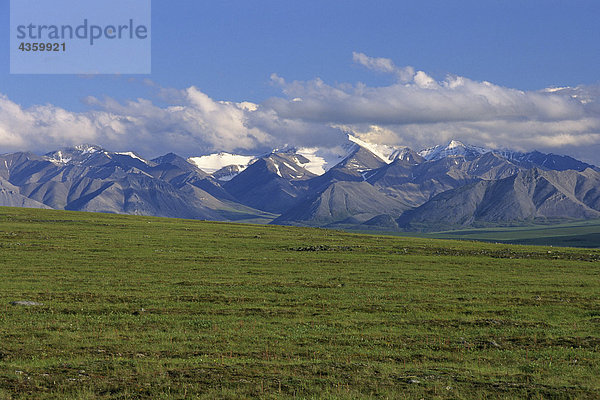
[353, 52, 396, 74]
[0, 94, 99, 150]
[1, 53, 599, 165]
[413, 71, 438, 89]
[267, 72, 586, 125]
[262, 54, 600, 163]
[0, 88, 278, 157]
[352, 52, 415, 82]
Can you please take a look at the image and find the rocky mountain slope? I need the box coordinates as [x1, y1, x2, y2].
[397, 168, 600, 231]
[0, 139, 598, 231]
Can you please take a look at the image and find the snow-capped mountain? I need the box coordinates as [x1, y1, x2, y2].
[211, 165, 246, 182]
[418, 140, 489, 161]
[416, 140, 595, 172]
[45, 144, 104, 164]
[188, 152, 256, 176]
[295, 146, 355, 175]
[1, 138, 598, 232]
[348, 135, 409, 164]
[222, 150, 317, 213]
[44, 145, 152, 169]
[189, 135, 406, 181]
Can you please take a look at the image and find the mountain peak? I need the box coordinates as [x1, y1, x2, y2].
[1, 140, 599, 232]
[151, 152, 191, 167]
[114, 151, 148, 164]
[188, 153, 256, 175]
[73, 144, 103, 154]
[447, 139, 465, 149]
[418, 140, 489, 161]
[347, 135, 409, 164]
[44, 144, 106, 165]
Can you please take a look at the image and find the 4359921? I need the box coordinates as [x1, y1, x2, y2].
[18, 42, 66, 52]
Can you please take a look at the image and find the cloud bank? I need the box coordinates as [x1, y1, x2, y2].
[1, 53, 599, 164]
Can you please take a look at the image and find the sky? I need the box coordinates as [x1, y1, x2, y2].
[1, 0, 600, 164]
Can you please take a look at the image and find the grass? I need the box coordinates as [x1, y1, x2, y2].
[0, 206, 599, 399]
[419, 219, 600, 248]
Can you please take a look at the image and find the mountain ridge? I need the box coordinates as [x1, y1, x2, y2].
[1, 138, 598, 232]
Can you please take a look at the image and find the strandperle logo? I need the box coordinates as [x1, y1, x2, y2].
[15, 19, 149, 46]
[10, 0, 151, 74]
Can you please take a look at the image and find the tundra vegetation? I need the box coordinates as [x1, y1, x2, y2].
[0, 207, 599, 399]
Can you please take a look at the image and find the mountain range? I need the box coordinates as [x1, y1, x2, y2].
[1, 138, 598, 232]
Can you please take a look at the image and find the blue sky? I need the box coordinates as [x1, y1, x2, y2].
[3, 0, 600, 108]
[1, 0, 600, 163]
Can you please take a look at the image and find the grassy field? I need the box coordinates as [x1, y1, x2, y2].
[0, 207, 599, 399]
[419, 219, 600, 249]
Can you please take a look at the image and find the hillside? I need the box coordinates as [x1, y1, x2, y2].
[1, 207, 599, 398]
[398, 168, 600, 231]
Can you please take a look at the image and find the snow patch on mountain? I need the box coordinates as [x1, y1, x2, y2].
[45, 145, 104, 165]
[74, 144, 102, 154]
[116, 152, 148, 164]
[46, 151, 72, 165]
[273, 161, 282, 177]
[419, 140, 489, 160]
[188, 153, 256, 174]
[211, 165, 243, 182]
[348, 135, 406, 163]
[390, 148, 418, 162]
[295, 146, 354, 175]
[282, 161, 300, 172]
